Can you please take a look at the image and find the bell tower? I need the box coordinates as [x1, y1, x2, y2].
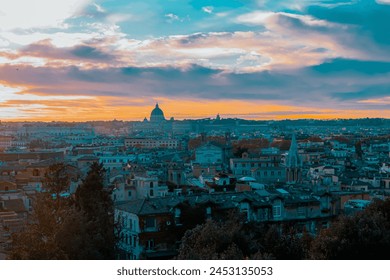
[286, 133, 302, 184]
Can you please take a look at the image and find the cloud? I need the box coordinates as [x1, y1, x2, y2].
[202, 6, 214, 14]
[165, 13, 180, 23]
[0, 0, 91, 30]
[306, 1, 390, 59]
[2, 29, 316, 72]
[1, 0, 390, 120]
[93, 3, 105, 13]
[311, 58, 390, 74]
[15, 40, 116, 63]
[1, 57, 389, 120]
[358, 96, 390, 104]
[0, 57, 388, 104]
[376, 0, 390, 4]
[70, 45, 113, 60]
[236, 8, 390, 63]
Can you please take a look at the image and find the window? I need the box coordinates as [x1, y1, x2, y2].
[145, 217, 156, 229]
[240, 203, 249, 221]
[129, 218, 133, 230]
[149, 189, 154, 196]
[128, 191, 132, 197]
[175, 208, 181, 218]
[206, 207, 212, 216]
[174, 208, 182, 224]
[273, 201, 282, 218]
[297, 207, 305, 217]
[273, 206, 281, 217]
[146, 239, 154, 250]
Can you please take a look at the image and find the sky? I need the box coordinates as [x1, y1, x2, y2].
[0, 0, 389, 121]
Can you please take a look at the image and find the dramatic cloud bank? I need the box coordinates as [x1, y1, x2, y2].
[0, 0, 389, 120]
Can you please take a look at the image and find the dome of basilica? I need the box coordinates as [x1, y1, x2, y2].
[150, 103, 165, 123]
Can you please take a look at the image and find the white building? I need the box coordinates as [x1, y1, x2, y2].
[331, 149, 348, 158]
[133, 176, 168, 199]
[194, 142, 223, 164]
[124, 138, 178, 149]
[99, 154, 136, 171]
[115, 209, 141, 260]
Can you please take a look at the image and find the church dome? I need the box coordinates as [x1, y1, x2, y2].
[150, 103, 165, 123]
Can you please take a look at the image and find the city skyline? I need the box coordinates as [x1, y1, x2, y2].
[1, 0, 390, 121]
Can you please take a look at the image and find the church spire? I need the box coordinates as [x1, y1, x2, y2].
[286, 133, 302, 184]
[287, 133, 301, 168]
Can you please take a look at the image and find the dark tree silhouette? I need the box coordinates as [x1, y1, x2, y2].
[310, 200, 390, 259]
[177, 212, 262, 260]
[10, 163, 117, 260]
[75, 162, 116, 259]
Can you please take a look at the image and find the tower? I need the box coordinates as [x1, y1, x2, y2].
[286, 133, 302, 184]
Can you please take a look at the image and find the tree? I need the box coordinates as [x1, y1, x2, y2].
[233, 138, 269, 156]
[309, 200, 390, 259]
[10, 163, 117, 260]
[44, 163, 71, 210]
[44, 163, 70, 195]
[270, 139, 291, 151]
[176, 208, 317, 260]
[177, 212, 261, 260]
[256, 223, 312, 260]
[177, 219, 243, 259]
[75, 162, 116, 259]
[9, 193, 67, 259]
